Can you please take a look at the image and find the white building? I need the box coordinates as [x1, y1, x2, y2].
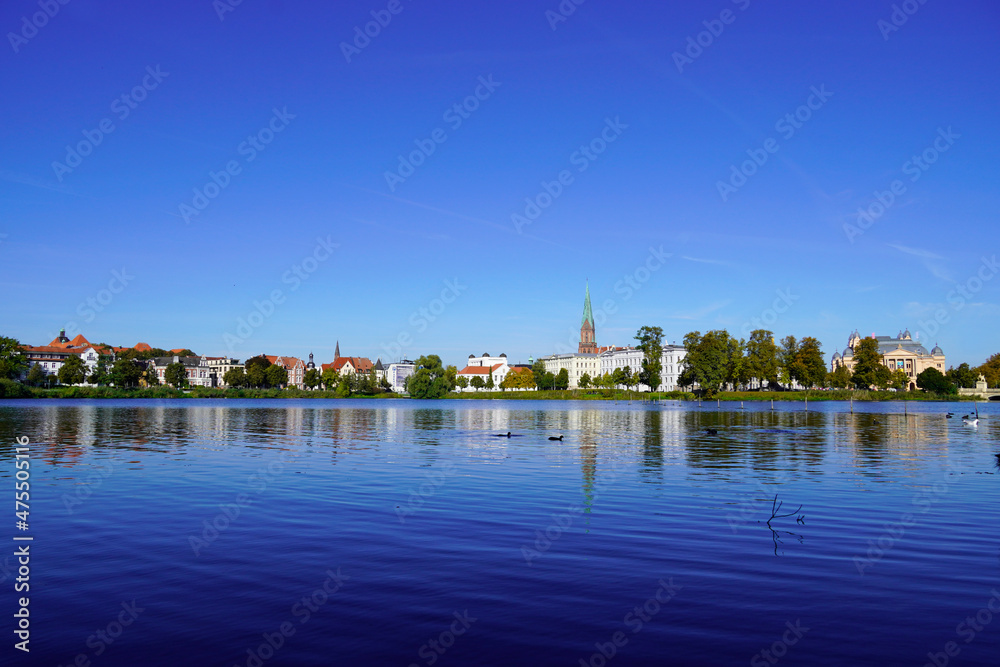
[540, 353, 600, 389]
[457, 353, 510, 391]
[598, 344, 687, 391]
[384, 360, 416, 393]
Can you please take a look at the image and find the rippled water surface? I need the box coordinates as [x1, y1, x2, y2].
[1, 399, 999, 666]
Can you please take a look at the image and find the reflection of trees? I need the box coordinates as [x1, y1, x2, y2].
[640, 410, 663, 481]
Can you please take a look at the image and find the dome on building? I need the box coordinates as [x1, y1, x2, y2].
[843, 347, 853, 357]
[832, 351, 841, 360]
[469, 354, 474, 358]
[903, 328, 912, 339]
[931, 344, 944, 355]
[500, 353, 507, 357]
[482, 353, 490, 357]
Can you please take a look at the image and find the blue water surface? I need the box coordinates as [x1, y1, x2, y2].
[1, 399, 998, 666]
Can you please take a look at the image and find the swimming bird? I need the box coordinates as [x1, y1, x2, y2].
[873, 419, 880, 425]
[705, 428, 718, 436]
[548, 435, 564, 441]
[492, 431, 512, 438]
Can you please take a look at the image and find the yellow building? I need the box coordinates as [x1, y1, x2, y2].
[831, 329, 945, 390]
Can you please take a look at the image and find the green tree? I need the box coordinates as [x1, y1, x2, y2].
[555, 368, 570, 390]
[245, 355, 272, 388]
[444, 365, 458, 391]
[828, 365, 852, 389]
[266, 364, 289, 388]
[796, 337, 827, 388]
[456, 376, 469, 390]
[776, 335, 800, 389]
[977, 353, 1000, 388]
[851, 338, 887, 390]
[224, 367, 247, 388]
[889, 369, 909, 391]
[501, 369, 535, 390]
[406, 355, 451, 399]
[26, 364, 47, 387]
[321, 367, 340, 390]
[58, 355, 87, 385]
[379, 375, 392, 392]
[88, 358, 111, 386]
[470, 376, 485, 391]
[165, 362, 187, 388]
[746, 330, 779, 389]
[335, 380, 351, 398]
[946, 363, 978, 389]
[635, 326, 664, 392]
[680, 330, 738, 396]
[917, 367, 956, 394]
[303, 368, 321, 389]
[111, 358, 143, 388]
[0, 336, 28, 380]
[144, 364, 161, 386]
[485, 374, 495, 391]
[579, 372, 591, 389]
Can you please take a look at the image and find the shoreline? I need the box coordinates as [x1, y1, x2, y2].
[0, 386, 989, 402]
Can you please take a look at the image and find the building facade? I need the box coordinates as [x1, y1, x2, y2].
[831, 329, 945, 390]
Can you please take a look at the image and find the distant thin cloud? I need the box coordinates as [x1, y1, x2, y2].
[0, 170, 90, 198]
[887, 244, 945, 260]
[668, 300, 732, 321]
[680, 255, 735, 267]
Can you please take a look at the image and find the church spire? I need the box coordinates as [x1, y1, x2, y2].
[335, 340, 340, 359]
[579, 282, 597, 354]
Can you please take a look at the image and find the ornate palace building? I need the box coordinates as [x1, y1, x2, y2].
[831, 329, 945, 390]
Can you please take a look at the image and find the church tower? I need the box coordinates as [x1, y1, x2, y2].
[579, 283, 597, 354]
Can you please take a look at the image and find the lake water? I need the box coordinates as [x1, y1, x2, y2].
[1, 399, 998, 666]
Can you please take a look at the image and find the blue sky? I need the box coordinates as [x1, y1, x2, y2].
[2, 0, 998, 369]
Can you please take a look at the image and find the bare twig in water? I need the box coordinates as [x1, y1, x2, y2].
[767, 494, 803, 526]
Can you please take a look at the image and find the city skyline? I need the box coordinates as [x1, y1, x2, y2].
[2, 1, 998, 368]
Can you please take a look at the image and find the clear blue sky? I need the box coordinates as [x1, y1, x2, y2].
[2, 0, 998, 369]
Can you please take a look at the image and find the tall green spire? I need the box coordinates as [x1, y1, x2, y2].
[582, 282, 594, 328]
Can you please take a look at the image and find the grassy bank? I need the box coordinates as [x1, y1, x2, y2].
[446, 390, 697, 401]
[712, 389, 972, 402]
[10, 385, 402, 400]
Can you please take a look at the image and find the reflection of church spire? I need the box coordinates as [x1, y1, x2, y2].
[579, 437, 597, 514]
[335, 340, 340, 359]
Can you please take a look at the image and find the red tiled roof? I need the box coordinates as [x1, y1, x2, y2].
[332, 357, 373, 373]
[134, 342, 152, 352]
[458, 364, 503, 375]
